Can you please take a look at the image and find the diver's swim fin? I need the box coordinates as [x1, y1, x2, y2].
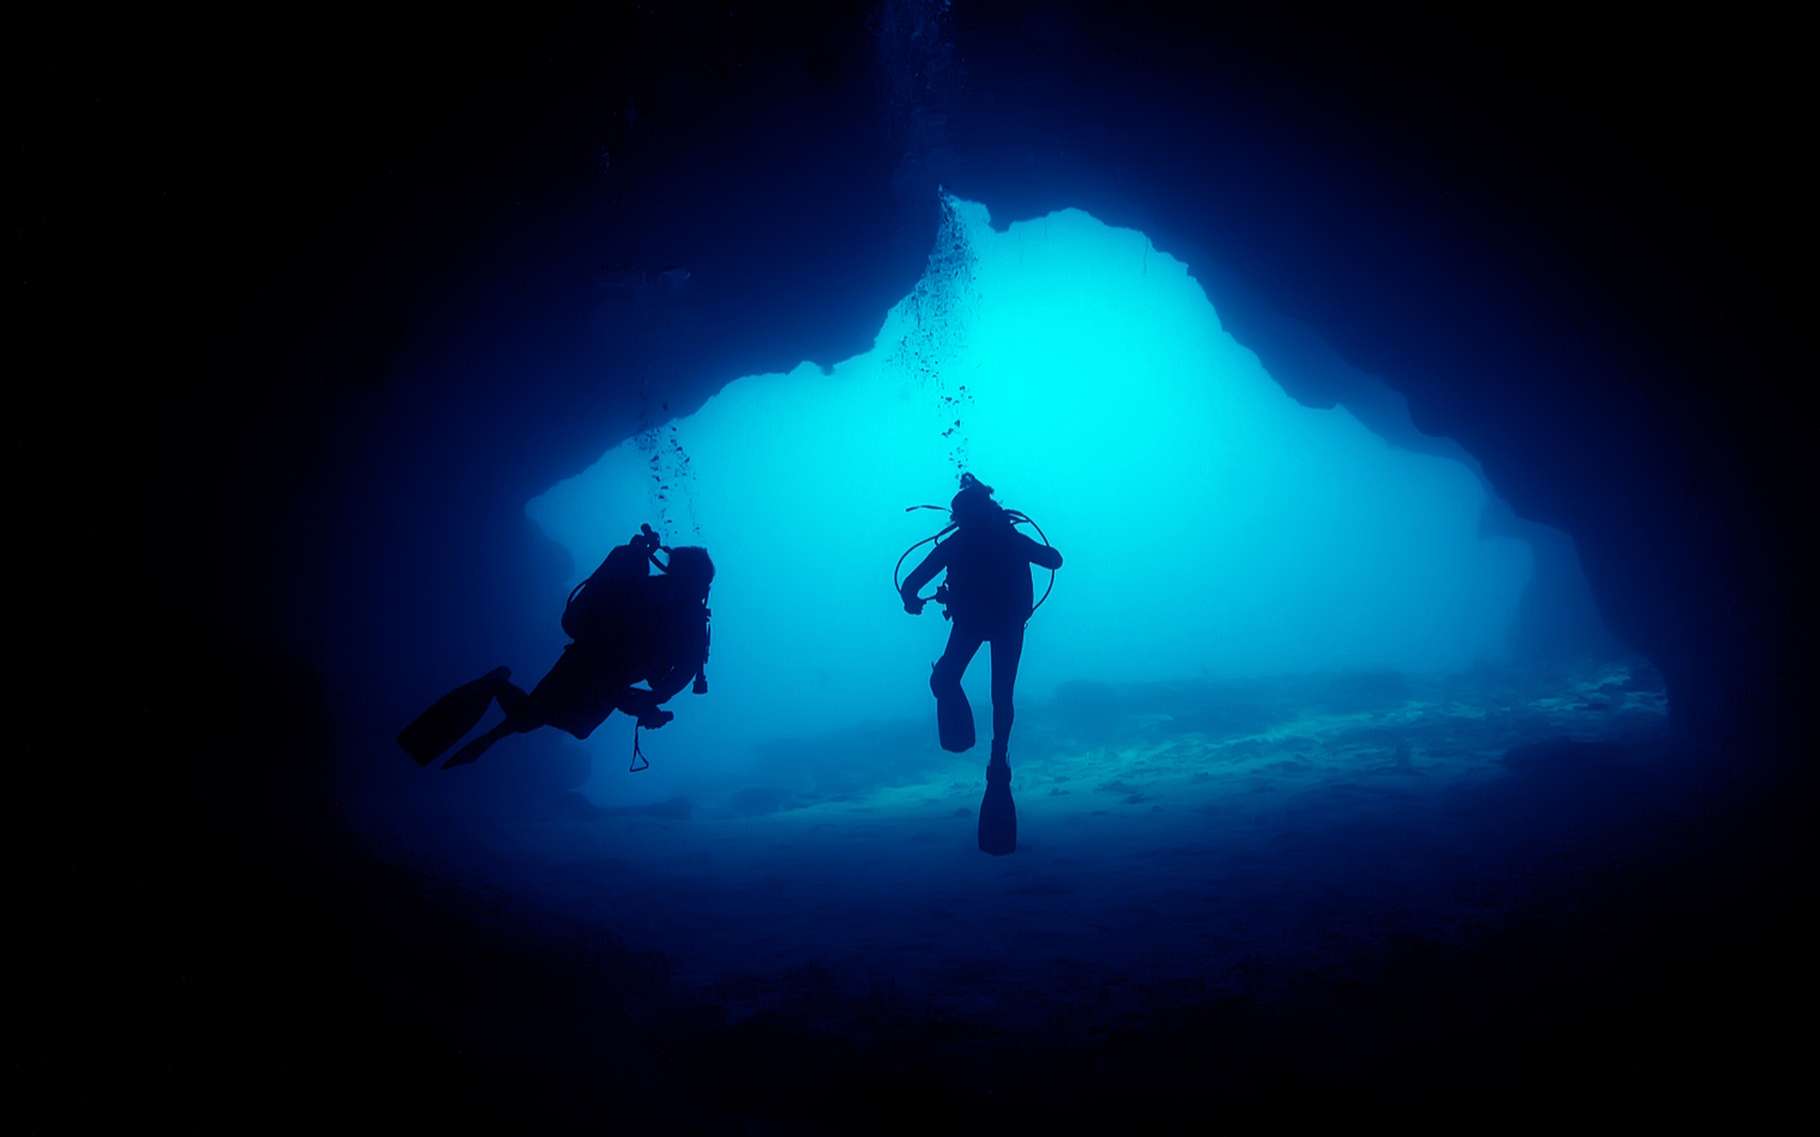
[978, 758, 1017, 856]
[936, 682, 976, 753]
[397, 667, 509, 766]
[441, 720, 513, 769]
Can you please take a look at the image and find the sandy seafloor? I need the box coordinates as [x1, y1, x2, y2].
[381, 659, 1679, 1035]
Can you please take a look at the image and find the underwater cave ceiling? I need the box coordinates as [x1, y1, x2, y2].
[484, 142, 1776, 761]
[167, 5, 1795, 771]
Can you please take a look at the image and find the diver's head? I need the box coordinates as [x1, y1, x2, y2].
[664, 546, 715, 598]
[950, 472, 1003, 528]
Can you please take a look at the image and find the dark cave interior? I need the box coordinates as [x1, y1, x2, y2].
[25, 2, 1811, 1127]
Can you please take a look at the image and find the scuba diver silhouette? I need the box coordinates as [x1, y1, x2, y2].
[898, 473, 1063, 854]
[398, 524, 713, 770]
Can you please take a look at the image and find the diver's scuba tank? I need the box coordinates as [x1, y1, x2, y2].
[564, 523, 669, 640]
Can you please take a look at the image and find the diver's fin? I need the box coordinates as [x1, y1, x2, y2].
[978, 759, 1017, 856]
[936, 685, 976, 753]
[442, 720, 513, 769]
[397, 667, 509, 766]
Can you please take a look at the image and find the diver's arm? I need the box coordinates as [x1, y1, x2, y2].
[900, 542, 950, 611]
[645, 621, 707, 706]
[1021, 533, 1063, 570]
[615, 670, 687, 728]
[613, 685, 667, 726]
[646, 664, 694, 705]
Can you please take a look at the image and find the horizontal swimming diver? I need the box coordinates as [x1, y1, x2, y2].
[398, 524, 712, 770]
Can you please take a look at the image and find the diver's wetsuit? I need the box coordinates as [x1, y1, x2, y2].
[901, 519, 1063, 760]
[518, 574, 707, 739]
[438, 574, 707, 767]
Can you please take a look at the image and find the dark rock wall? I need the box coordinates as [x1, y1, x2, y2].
[83, 4, 1801, 812]
[20, 4, 1802, 1121]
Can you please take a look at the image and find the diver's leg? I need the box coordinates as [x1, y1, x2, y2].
[397, 666, 519, 765]
[517, 642, 635, 741]
[987, 624, 1026, 770]
[443, 719, 516, 768]
[443, 678, 539, 768]
[931, 625, 985, 753]
[495, 677, 532, 724]
[931, 625, 985, 698]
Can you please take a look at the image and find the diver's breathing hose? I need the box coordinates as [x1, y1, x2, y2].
[893, 508, 959, 597]
[892, 505, 1057, 619]
[1006, 509, 1058, 615]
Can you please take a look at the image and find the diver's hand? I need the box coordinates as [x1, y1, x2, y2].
[903, 596, 926, 616]
[637, 707, 674, 730]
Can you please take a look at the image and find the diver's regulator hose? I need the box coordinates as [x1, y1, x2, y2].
[892, 505, 1057, 619]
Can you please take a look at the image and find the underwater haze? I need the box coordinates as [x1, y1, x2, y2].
[361, 196, 1674, 1116]
[118, 6, 1804, 1124]
[360, 194, 1687, 1028]
[529, 199, 1541, 807]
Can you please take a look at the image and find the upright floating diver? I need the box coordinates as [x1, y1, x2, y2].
[398, 524, 713, 769]
[899, 473, 1063, 855]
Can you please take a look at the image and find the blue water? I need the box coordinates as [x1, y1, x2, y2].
[388, 660, 1668, 1021]
[527, 200, 1541, 810]
[361, 200, 1668, 1027]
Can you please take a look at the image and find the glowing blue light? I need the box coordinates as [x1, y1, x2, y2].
[529, 199, 1530, 796]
